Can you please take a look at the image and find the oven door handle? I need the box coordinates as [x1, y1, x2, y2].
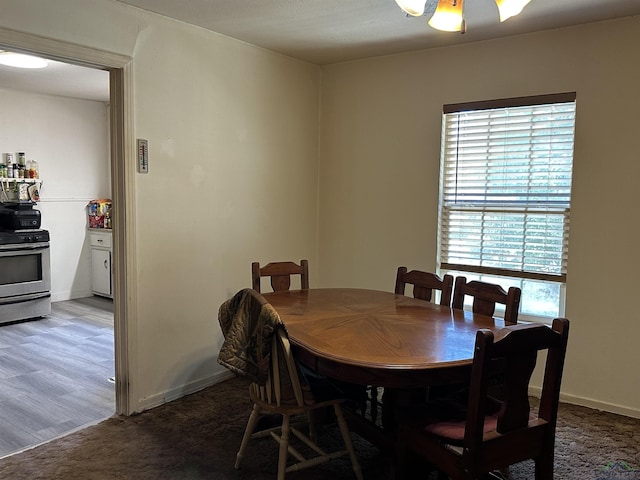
[0, 242, 50, 252]
[0, 291, 51, 305]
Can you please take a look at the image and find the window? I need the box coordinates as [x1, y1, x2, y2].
[437, 93, 576, 319]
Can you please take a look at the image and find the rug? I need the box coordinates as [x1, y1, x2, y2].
[0, 376, 638, 479]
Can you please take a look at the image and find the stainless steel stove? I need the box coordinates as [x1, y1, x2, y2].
[0, 227, 51, 324]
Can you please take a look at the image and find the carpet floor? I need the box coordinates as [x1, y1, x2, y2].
[0, 376, 638, 479]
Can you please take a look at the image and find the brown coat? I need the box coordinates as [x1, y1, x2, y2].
[217, 288, 285, 383]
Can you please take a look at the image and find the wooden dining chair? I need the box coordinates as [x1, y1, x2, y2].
[251, 260, 309, 293]
[395, 318, 570, 480]
[452, 276, 521, 324]
[218, 289, 362, 480]
[394, 267, 454, 306]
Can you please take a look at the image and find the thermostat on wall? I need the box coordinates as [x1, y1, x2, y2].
[137, 139, 149, 174]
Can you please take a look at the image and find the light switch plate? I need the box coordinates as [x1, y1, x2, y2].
[137, 139, 149, 173]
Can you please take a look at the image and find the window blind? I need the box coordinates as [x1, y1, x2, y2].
[438, 94, 576, 283]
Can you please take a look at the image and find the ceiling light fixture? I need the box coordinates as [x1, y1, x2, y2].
[0, 51, 49, 69]
[494, 0, 531, 21]
[428, 0, 465, 32]
[395, 0, 428, 16]
[395, 0, 532, 33]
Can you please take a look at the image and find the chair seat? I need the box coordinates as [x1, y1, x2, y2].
[404, 393, 503, 443]
[425, 407, 539, 444]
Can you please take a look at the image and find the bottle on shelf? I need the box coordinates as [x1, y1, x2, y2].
[29, 159, 39, 179]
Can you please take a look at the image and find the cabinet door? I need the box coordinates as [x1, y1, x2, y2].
[91, 248, 112, 297]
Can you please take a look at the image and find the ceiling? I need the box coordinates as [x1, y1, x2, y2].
[0, 57, 110, 102]
[113, 0, 640, 65]
[1, 0, 640, 102]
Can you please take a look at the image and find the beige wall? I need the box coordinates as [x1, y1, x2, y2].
[131, 18, 320, 405]
[318, 17, 640, 417]
[1, 0, 321, 410]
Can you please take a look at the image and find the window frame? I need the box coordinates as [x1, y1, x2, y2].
[436, 92, 577, 319]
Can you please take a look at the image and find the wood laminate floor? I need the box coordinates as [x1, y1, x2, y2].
[0, 296, 115, 458]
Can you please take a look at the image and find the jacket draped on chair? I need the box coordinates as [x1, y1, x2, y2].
[218, 287, 285, 384]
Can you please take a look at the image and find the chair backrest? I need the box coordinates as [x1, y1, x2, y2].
[463, 318, 570, 460]
[394, 267, 454, 306]
[252, 326, 309, 408]
[251, 260, 310, 293]
[451, 276, 521, 324]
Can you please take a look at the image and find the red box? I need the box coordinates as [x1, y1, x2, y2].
[89, 215, 105, 229]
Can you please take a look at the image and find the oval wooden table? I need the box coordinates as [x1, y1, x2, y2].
[263, 288, 506, 447]
[264, 287, 505, 388]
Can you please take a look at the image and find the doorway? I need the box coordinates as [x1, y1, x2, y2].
[0, 27, 134, 420]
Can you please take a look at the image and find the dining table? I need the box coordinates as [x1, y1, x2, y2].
[263, 287, 507, 447]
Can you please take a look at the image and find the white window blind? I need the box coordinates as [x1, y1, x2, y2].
[438, 93, 576, 284]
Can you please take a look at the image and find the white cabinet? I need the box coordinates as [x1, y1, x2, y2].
[90, 230, 112, 298]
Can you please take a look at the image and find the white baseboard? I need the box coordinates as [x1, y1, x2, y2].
[135, 370, 235, 413]
[50, 289, 93, 302]
[529, 386, 640, 419]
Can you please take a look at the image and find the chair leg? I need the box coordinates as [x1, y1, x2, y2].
[392, 428, 406, 480]
[235, 403, 261, 469]
[277, 414, 291, 480]
[334, 404, 364, 480]
[535, 451, 554, 480]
